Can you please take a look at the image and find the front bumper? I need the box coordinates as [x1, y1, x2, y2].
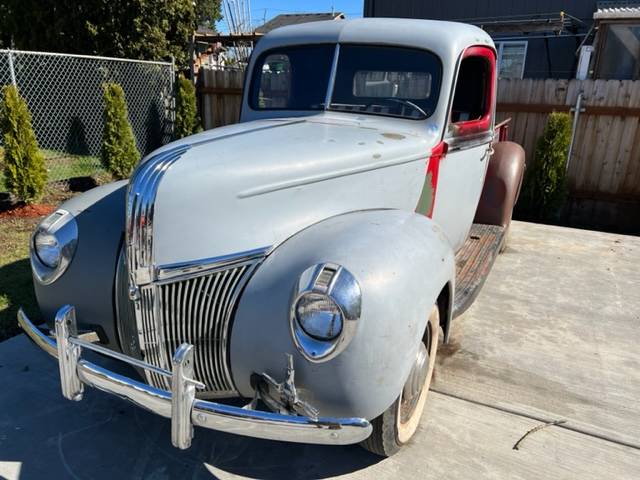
[18, 305, 372, 449]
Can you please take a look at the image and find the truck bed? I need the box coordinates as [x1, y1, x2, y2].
[452, 223, 506, 318]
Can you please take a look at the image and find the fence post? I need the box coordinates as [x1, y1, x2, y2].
[567, 92, 584, 174]
[7, 49, 17, 87]
[169, 56, 176, 138]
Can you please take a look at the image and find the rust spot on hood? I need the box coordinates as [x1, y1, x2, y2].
[381, 133, 406, 140]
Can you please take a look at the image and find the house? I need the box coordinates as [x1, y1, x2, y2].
[592, 5, 640, 79]
[255, 12, 346, 34]
[364, 1, 640, 80]
[191, 12, 346, 73]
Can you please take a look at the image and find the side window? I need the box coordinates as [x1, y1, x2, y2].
[449, 46, 496, 137]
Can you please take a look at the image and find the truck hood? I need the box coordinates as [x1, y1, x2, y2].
[151, 116, 436, 266]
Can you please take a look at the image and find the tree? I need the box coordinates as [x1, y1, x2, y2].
[101, 83, 140, 179]
[196, 0, 223, 30]
[0, 86, 47, 203]
[518, 112, 572, 221]
[0, 0, 222, 66]
[174, 75, 202, 139]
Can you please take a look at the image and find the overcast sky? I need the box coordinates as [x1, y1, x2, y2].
[217, 0, 364, 32]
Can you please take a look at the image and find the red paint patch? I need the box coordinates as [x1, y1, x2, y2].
[0, 203, 55, 219]
[425, 141, 448, 218]
[450, 46, 496, 138]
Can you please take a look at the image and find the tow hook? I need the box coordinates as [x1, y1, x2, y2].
[248, 354, 319, 421]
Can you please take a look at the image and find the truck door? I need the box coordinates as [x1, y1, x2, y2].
[431, 46, 496, 252]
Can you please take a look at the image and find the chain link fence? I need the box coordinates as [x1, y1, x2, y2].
[0, 50, 174, 193]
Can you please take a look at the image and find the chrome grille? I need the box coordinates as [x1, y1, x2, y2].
[123, 143, 268, 395]
[116, 243, 265, 393]
[138, 285, 168, 388]
[157, 262, 257, 393]
[123, 259, 260, 394]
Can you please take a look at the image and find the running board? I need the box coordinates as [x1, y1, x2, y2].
[453, 224, 506, 318]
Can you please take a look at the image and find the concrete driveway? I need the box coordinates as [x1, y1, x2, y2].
[1, 221, 639, 479]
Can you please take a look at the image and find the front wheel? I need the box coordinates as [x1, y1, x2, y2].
[360, 304, 440, 457]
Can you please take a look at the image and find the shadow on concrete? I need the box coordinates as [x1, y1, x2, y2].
[0, 259, 39, 342]
[0, 336, 381, 479]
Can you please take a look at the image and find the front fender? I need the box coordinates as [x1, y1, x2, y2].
[230, 209, 455, 420]
[33, 181, 127, 349]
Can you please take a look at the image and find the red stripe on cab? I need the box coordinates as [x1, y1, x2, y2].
[426, 140, 448, 218]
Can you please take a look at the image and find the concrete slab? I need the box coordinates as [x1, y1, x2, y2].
[1, 221, 639, 479]
[434, 221, 640, 448]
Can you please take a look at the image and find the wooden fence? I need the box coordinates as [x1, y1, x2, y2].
[198, 72, 640, 232]
[497, 78, 640, 202]
[197, 68, 244, 129]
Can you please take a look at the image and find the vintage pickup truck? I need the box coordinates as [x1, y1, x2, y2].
[19, 18, 525, 456]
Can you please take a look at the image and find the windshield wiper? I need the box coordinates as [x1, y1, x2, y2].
[384, 98, 428, 118]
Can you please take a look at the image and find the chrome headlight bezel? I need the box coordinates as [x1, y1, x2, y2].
[290, 263, 361, 362]
[30, 209, 78, 285]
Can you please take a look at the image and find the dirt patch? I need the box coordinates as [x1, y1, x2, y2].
[0, 203, 55, 219]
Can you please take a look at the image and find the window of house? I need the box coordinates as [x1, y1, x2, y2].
[449, 46, 496, 137]
[596, 24, 640, 79]
[495, 41, 527, 79]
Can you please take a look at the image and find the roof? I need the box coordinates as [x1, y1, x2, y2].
[470, 13, 571, 35]
[594, 6, 640, 19]
[254, 18, 493, 64]
[196, 25, 216, 35]
[595, 3, 640, 19]
[255, 12, 345, 34]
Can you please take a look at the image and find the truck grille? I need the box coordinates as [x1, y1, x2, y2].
[121, 143, 266, 396]
[117, 254, 261, 394]
[159, 263, 256, 393]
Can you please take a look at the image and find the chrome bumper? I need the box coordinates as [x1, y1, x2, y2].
[17, 305, 372, 449]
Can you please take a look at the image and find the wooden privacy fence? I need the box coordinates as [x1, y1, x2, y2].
[496, 78, 640, 203]
[197, 68, 244, 129]
[198, 72, 640, 230]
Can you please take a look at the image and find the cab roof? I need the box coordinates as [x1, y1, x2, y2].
[253, 17, 494, 63]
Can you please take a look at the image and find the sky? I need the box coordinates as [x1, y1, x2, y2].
[216, 0, 364, 33]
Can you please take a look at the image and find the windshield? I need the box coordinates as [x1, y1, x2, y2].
[249, 44, 442, 120]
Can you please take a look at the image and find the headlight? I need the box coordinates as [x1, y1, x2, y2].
[295, 292, 343, 340]
[290, 263, 361, 362]
[30, 209, 78, 285]
[34, 231, 61, 268]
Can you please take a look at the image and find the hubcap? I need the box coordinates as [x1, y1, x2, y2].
[400, 324, 431, 424]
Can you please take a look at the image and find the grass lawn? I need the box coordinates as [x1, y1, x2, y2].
[0, 184, 78, 342]
[0, 145, 114, 342]
[0, 149, 103, 191]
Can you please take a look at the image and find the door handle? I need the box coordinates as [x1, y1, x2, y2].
[482, 146, 494, 162]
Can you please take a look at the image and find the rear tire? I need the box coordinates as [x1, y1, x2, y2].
[360, 304, 440, 457]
